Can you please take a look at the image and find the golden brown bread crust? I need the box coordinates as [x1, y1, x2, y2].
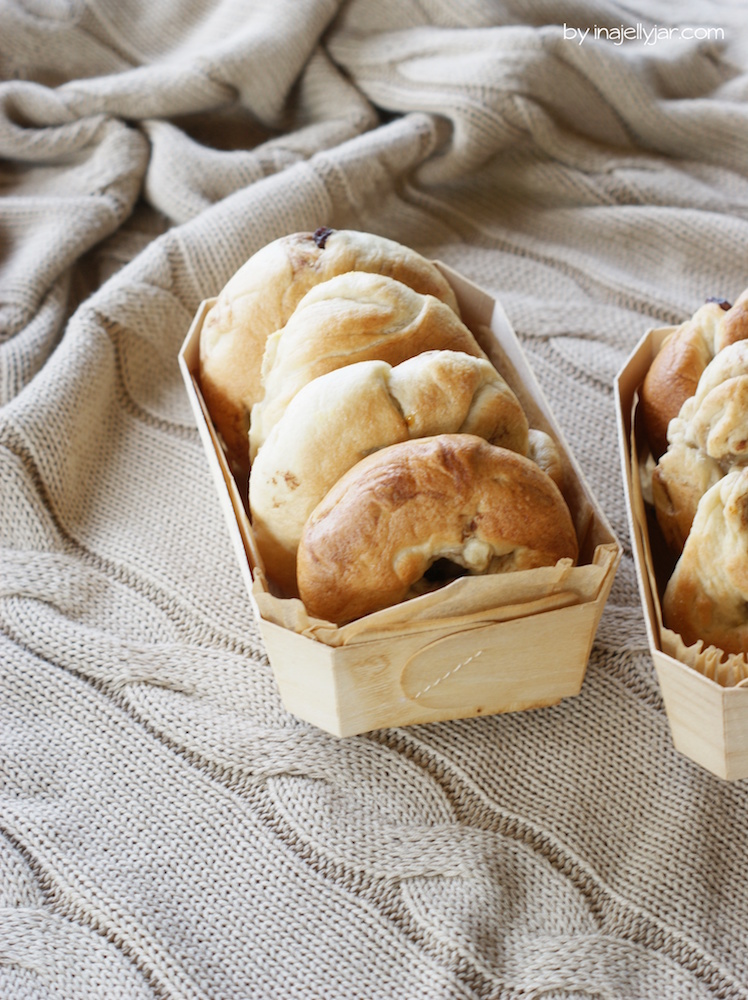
[640, 294, 748, 461]
[198, 228, 460, 476]
[249, 351, 529, 596]
[248, 271, 486, 460]
[663, 468, 748, 654]
[296, 434, 578, 625]
[640, 306, 721, 461]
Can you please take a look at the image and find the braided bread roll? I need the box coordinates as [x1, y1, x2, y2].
[640, 290, 748, 460]
[652, 340, 748, 552]
[248, 271, 486, 461]
[663, 467, 748, 655]
[297, 434, 578, 626]
[198, 228, 459, 474]
[249, 351, 530, 595]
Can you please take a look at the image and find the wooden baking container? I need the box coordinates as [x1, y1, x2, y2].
[615, 327, 748, 780]
[180, 264, 620, 737]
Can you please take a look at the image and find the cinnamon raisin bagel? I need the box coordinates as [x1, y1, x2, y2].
[249, 351, 530, 595]
[248, 271, 487, 461]
[296, 434, 578, 625]
[198, 228, 460, 476]
[640, 290, 748, 460]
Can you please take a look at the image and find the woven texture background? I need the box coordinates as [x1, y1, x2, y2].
[2, 2, 748, 997]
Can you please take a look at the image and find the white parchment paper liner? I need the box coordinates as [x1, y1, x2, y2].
[252, 543, 619, 647]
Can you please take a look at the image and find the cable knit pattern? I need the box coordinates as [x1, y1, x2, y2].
[2, 2, 748, 997]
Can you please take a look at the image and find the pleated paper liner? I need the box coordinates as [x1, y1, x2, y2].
[661, 630, 748, 688]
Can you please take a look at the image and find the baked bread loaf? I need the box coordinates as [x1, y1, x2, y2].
[663, 467, 748, 655]
[652, 339, 748, 552]
[640, 291, 748, 460]
[249, 351, 530, 594]
[199, 227, 459, 475]
[248, 271, 487, 461]
[296, 434, 579, 625]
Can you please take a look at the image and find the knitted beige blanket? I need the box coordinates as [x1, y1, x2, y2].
[3, 2, 748, 997]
